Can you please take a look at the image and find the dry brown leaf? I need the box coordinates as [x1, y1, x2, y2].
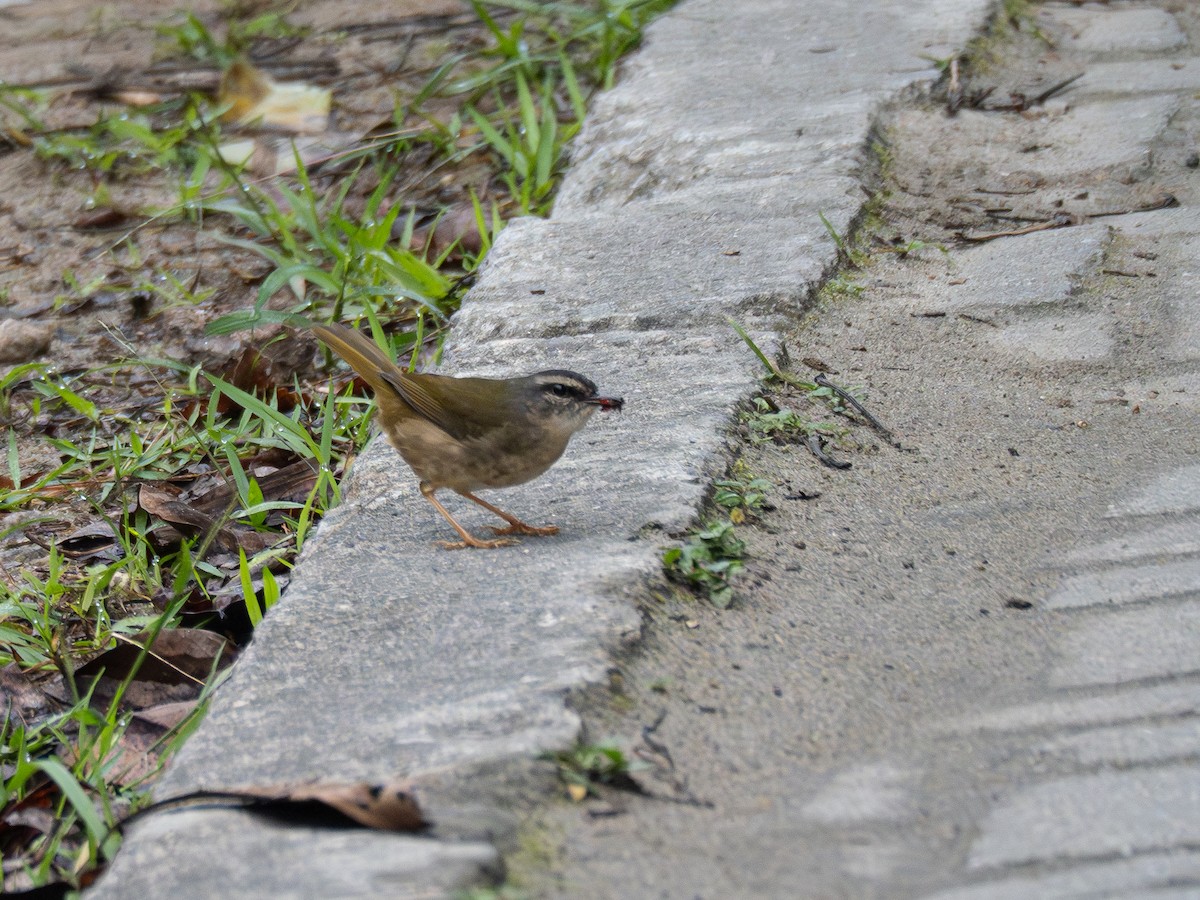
[75, 629, 234, 709]
[129, 782, 427, 833]
[219, 59, 331, 134]
[138, 483, 277, 557]
[92, 701, 199, 787]
[277, 782, 427, 832]
[55, 521, 119, 561]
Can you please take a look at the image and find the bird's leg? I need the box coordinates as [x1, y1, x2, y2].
[457, 490, 560, 537]
[421, 484, 517, 550]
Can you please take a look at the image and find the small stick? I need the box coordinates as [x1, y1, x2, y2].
[814, 373, 897, 445]
[806, 433, 852, 470]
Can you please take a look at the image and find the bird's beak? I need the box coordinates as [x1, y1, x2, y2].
[587, 395, 624, 411]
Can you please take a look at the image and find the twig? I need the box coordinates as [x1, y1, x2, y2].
[814, 373, 897, 445]
[806, 433, 851, 469]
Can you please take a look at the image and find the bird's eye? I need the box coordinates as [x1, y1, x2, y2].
[549, 383, 569, 397]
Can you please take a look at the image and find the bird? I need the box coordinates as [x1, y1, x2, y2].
[312, 322, 623, 549]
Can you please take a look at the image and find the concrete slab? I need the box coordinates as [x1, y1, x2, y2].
[947, 682, 1200, 734]
[968, 767, 1200, 870]
[1041, 7, 1187, 56]
[1051, 600, 1200, 687]
[925, 851, 1200, 900]
[1047, 557, 1200, 609]
[1039, 719, 1200, 767]
[1107, 463, 1200, 517]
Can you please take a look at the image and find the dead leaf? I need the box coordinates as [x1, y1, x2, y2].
[1, 779, 59, 855]
[55, 521, 119, 562]
[217, 133, 359, 177]
[71, 208, 128, 230]
[111, 89, 162, 107]
[214, 347, 302, 415]
[132, 700, 197, 731]
[219, 59, 331, 134]
[89, 700, 199, 787]
[277, 783, 427, 832]
[75, 629, 234, 709]
[139, 483, 223, 539]
[409, 203, 484, 259]
[128, 782, 427, 833]
[0, 664, 52, 725]
[138, 483, 277, 557]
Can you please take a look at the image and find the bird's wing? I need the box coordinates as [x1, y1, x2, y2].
[379, 371, 514, 443]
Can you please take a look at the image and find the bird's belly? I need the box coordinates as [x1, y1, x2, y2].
[384, 419, 568, 492]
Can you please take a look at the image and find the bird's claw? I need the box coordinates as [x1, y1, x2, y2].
[436, 537, 520, 550]
[489, 522, 559, 537]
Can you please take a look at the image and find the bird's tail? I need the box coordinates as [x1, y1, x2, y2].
[312, 323, 401, 396]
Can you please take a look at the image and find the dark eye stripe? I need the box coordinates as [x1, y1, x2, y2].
[546, 382, 581, 398]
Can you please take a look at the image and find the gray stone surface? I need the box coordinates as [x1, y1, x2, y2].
[924, 852, 1200, 900]
[948, 682, 1200, 734]
[968, 767, 1200, 870]
[800, 761, 919, 824]
[893, 225, 1107, 312]
[1074, 58, 1200, 98]
[1107, 463, 1200, 517]
[991, 310, 1113, 361]
[1051, 601, 1200, 687]
[1062, 520, 1200, 565]
[1047, 557, 1200, 609]
[107, 809, 500, 900]
[1039, 719, 1200, 766]
[1042, 7, 1187, 56]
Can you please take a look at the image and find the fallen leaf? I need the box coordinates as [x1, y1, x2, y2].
[75, 629, 234, 709]
[54, 521, 119, 562]
[219, 59, 331, 134]
[138, 483, 277, 556]
[277, 783, 427, 831]
[72, 208, 129, 230]
[128, 781, 427, 833]
[111, 89, 163, 107]
[0, 664, 52, 726]
[85, 701, 199, 787]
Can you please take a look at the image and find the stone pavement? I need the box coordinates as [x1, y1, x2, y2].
[90, 0, 1200, 897]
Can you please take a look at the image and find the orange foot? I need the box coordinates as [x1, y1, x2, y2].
[489, 522, 560, 537]
[436, 536, 520, 550]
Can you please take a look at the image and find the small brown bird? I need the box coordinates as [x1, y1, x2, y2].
[312, 323, 623, 549]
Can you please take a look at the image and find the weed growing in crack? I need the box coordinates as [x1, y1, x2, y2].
[663, 521, 746, 609]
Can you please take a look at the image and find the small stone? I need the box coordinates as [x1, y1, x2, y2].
[0, 319, 53, 365]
